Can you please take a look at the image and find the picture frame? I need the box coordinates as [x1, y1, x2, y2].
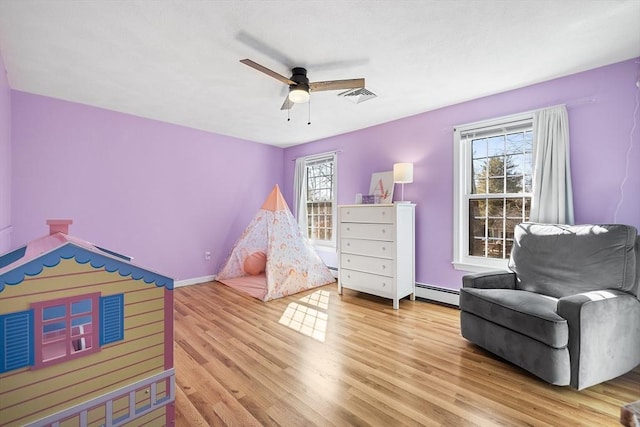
[369, 171, 394, 204]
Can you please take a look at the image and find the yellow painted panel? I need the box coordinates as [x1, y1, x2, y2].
[136, 387, 150, 411]
[126, 298, 164, 318]
[125, 324, 164, 343]
[0, 281, 164, 314]
[1, 346, 164, 406]
[88, 404, 106, 427]
[1, 357, 164, 426]
[127, 309, 165, 329]
[125, 288, 165, 305]
[112, 394, 130, 421]
[156, 380, 167, 398]
[129, 405, 167, 427]
[1, 336, 165, 392]
[60, 415, 80, 427]
[0, 258, 167, 313]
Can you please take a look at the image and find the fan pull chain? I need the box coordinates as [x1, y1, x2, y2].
[308, 98, 311, 125]
[287, 106, 290, 122]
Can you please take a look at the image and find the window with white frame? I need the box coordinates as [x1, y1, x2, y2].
[304, 154, 337, 246]
[453, 113, 534, 271]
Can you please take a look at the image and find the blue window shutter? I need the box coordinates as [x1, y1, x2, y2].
[0, 310, 34, 373]
[100, 294, 124, 345]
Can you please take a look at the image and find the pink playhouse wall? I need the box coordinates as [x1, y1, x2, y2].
[0, 53, 10, 254]
[5, 49, 639, 291]
[283, 58, 640, 290]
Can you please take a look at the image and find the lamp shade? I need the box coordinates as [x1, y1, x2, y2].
[393, 163, 414, 183]
[289, 85, 310, 103]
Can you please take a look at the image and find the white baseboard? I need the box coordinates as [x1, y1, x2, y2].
[174, 275, 216, 288]
[415, 283, 460, 307]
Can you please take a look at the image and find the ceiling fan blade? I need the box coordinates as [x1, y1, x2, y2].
[240, 59, 296, 85]
[309, 78, 365, 92]
[280, 95, 294, 110]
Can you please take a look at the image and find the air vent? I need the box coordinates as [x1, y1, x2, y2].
[338, 88, 377, 104]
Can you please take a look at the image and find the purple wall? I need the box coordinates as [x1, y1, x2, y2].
[283, 58, 640, 290]
[0, 52, 11, 253]
[8, 57, 639, 287]
[11, 92, 284, 281]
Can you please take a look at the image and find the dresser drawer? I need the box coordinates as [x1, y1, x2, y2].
[340, 223, 394, 241]
[340, 269, 393, 298]
[340, 206, 394, 223]
[341, 238, 393, 259]
[340, 253, 393, 277]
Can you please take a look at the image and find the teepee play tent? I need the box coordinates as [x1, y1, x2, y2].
[217, 185, 335, 301]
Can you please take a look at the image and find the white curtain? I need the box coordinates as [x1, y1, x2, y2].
[530, 105, 574, 224]
[293, 157, 308, 232]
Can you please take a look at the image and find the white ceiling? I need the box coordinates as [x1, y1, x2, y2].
[0, 1, 639, 147]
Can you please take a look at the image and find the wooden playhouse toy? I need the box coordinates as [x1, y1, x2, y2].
[0, 220, 175, 426]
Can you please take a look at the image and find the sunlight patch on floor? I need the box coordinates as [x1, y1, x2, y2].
[278, 289, 331, 342]
[298, 289, 330, 309]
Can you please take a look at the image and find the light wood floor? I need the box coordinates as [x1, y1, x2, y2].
[174, 282, 639, 426]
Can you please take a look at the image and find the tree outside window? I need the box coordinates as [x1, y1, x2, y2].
[306, 157, 335, 244]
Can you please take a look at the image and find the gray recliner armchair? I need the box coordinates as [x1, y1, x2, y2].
[460, 223, 640, 390]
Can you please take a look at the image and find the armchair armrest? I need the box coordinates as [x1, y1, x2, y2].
[462, 271, 516, 289]
[557, 290, 640, 390]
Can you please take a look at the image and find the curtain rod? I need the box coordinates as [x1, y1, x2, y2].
[454, 96, 597, 132]
[291, 149, 343, 162]
[544, 96, 596, 111]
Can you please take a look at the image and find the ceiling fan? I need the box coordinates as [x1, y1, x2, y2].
[240, 59, 365, 110]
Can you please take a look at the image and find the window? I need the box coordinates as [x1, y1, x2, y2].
[33, 293, 100, 367]
[454, 113, 534, 271]
[0, 293, 125, 373]
[299, 153, 337, 247]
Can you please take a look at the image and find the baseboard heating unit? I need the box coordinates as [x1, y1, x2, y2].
[415, 283, 460, 307]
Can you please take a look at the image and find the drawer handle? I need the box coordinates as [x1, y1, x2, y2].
[347, 242, 351, 247]
[347, 227, 351, 232]
[381, 211, 386, 216]
[382, 282, 387, 287]
[381, 229, 386, 234]
[382, 247, 386, 251]
[382, 265, 386, 270]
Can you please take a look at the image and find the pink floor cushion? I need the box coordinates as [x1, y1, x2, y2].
[244, 251, 267, 275]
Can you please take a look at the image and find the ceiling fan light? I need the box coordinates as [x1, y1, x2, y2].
[289, 86, 310, 103]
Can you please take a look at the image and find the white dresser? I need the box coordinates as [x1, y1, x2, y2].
[338, 203, 415, 309]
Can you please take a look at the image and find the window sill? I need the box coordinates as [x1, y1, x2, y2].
[452, 261, 510, 273]
[312, 243, 336, 253]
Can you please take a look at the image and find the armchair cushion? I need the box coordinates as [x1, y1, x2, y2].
[509, 223, 638, 298]
[460, 288, 568, 348]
